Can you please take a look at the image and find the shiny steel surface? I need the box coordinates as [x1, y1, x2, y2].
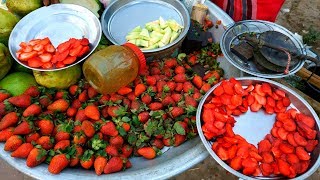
[0, 1, 243, 179]
[101, 0, 190, 54]
[196, 77, 320, 180]
[8, 4, 102, 71]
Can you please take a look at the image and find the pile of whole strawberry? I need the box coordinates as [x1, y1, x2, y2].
[0, 46, 223, 175]
[201, 78, 318, 178]
[16, 37, 90, 69]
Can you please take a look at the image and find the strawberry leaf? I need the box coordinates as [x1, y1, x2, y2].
[173, 122, 186, 135]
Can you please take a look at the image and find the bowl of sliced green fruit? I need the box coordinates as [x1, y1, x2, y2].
[101, 0, 190, 60]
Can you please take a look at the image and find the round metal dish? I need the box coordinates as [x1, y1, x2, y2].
[101, 0, 190, 54]
[220, 20, 306, 78]
[196, 77, 320, 180]
[0, 1, 241, 179]
[8, 4, 102, 72]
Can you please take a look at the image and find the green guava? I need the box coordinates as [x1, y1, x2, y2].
[0, 8, 19, 45]
[6, 0, 42, 17]
[0, 72, 37, 96]
[33, 64, 82, 89]
[0, 43, 13, 80]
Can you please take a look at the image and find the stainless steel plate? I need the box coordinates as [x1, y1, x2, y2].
[196, 77, 320, 180]
[0, 2, 242, 179]
[8, 4, 102, 71]
[101, 0, 190, 54]
[220, 20, 306, 78]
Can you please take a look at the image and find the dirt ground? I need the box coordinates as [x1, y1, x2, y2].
[0, 0, 319, 179]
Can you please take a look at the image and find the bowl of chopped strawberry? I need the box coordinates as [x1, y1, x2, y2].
[196, 77, 320, 180]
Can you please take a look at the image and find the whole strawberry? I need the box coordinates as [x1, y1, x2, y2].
[26, 147, 47, 167]
[103, 156, 123, 174]
[0, 89, 11, 102]
[94, 156, 107, 175]
[38, 118, 54, 136]
[0, 112, 19, 131]
[4, 135, 23, 151]
[137, 147, 156, 159]
[23, 104, 42, 117]
[8, 94, 32, 108]
[84, 104, 100, 121]
[48, 154, 70, 174]
[11, 143, 34, 158]
[100, 121, 118, 137]
[80, 150, 94, 169]
[0, 127, 14, 142]
[47, 99, 69, 112]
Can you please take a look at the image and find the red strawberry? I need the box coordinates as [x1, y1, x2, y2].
[148, 102, 163, 111]
[39, 95, 51, 108]
[0, 127, 14, 142]
[23, 104, 42, 117]
[73, 134, 87, 145]
[0, 112, 19, 131]
[305, 140, 318, 152]
[54, 140, 70, 151]
[81, 120, 95, 138]
[174, 74, 187, 83]
[175, 83, 183, 92]
[11, 143, 33, 158]
[162, 96, 175, 106]
[36, 136, 54, 150]
[287, 153, 299, 165]
[78, 90, 88, 102]
[109, 135, 124, 149]
[75, 109, 87, 122]
[117, 87, 132, 96]
[141, 94, 152, 105]
[107, 106, 127, 117]
[134, 84, 146, 97]
[4, 135, 23, 151]
[287, 133, 298, 147]
[296, 147, 310, 160]
[174, 134, 186, 146]
[260, 163, 273, 176]
[185, 95, 197, 107]
[0, 89, 11, 102]
[84, 104, 100, 121]
[137, 147, 156, 159]
[170, 107, 184, 118]
[230, 156, 242, 170]
[279, 143, 294, 154]
[183, 82, 194, 93]
[146, 76, 157, 86]
[122, 144, 133, 158]
[105, 145, 119, 157]
[104, 156, 123, 174]
[13, 121, 33, 135]
[24, 86, 40, 97]
[100, 121, 118, 137]
[8, 94, 31, 108]
[138, 111, 150, 123]
[94, 156, 107, 175]
[175, 66, 185, 74]
[66, 107, 77, 117]
[164, 58, 177, 68]
[38, 119, 54, 136]
[26, 147, 47, 167]
[171, 93, 183, 102]
[70, 146, 83, 167]
[47, 99, 69, 112]
[293, 132, 308, 146]
[192, 75, 203, 89]
[278, 159, 291, 177]
[258, 139, 272, 154]
[296, 113, 315, 129]
[48, 154, 70, 174]
[130, 100, 141, 112]
[156, 81, 166, 92]
[187, 55, 197, 65]
[26, 132, 40, 143]
[201, 83, 211, 93]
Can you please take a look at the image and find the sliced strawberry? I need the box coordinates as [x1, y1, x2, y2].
[230, 156, 242, 170]
[42, 62, 53, 69]
[19, 51, 38, 61]
[254, 84, 266, 96]
[221, 81, 234, 95]
[244, 84, 254, 94]
[278, 159, 291, 177]
[56, 61, 66, 68]
[287, 153, 300, 165]
[254, 93, 266, 105]
[234, 83, 245, 95]
[262, 152, 274, 163]
[33, 44, 44, 51]
[279, 142, 294, 154]
[39, 53, 52, 63]
[286, 108, 298, 119]
[275, 89, 286, 98]
[81, 38, 89, 46]
[294, 132, 308, 146]
[213, 85, 224, 96]
[277, 127, 288, 140]
[283, 119, 296, 132]
[261, 83, 272, 95]
[296, 113, 315, 129]
[227, 145, 237, 159]
[266, 97, 276, 107]
[29, 39, 41, 46]
[287, 133, 298, 147]
[77, 46, 90, 57]
[258, 139, 272, 153]
[243, 167, 256, 175]
[242, 157, 258, 168]
[250, 101, 262, 112]
[63, 56, 77, 65]
[44, 44, 55, 53]
[57, 40, 71, 53]
[261, 163, 273, 176]
[305, 140, 318, 152]
[282, 97, 291, 107]
[28, 57, 44, 68]
[69, 45, 83, 57]
[216, 147, 228, 160]
[296, 147, 310, 160]
[271, 126, 279, 138]
[231, 94, 242, 106]
[39, 38, 50, 45]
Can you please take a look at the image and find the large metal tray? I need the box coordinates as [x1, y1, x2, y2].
[0, 1, 239, 179]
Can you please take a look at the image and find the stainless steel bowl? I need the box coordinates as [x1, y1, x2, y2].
[8, 4, 102, 72]
[196, 77, 320, 180]
[101, 0, 190, 60]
